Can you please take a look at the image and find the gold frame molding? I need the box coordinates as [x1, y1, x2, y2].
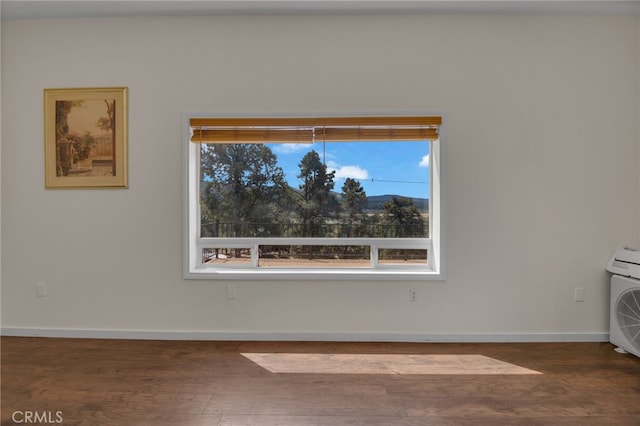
[44, 87, 128, 188]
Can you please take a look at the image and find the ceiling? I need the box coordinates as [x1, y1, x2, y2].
[2, 0, 639, 21]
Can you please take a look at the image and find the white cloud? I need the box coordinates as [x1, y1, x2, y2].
[272, 143, 313, 154]
[330, 164, 370, 180]
[419, 154, 430, 168]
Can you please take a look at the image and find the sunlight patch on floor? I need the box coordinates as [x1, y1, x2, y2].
[241, 353, 542, 375]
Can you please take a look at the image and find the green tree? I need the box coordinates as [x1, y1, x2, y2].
[296, 150, 336, 237]
[383, 197, 426, 237]
[340, 178, 368, 238]
[341, 178, 367, 217]
[200, 143, 290, 239]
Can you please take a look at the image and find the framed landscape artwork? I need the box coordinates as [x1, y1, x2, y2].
[44, 87, 128, 188]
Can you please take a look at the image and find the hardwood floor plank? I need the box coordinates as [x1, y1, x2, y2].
[206, 377, 389, 396]
[218, 414, 429, 426]
[204, 393, 407, 417]
[217, 414, 640, 426]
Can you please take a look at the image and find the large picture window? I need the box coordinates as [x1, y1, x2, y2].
[184, 115, 444, 280]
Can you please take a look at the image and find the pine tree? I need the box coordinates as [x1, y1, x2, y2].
[296, 150, 336, 237]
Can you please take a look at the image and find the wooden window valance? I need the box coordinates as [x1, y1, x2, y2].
[190, 116, 441, 144]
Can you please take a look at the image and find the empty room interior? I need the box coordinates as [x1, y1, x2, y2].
[1, 0, 640, 425]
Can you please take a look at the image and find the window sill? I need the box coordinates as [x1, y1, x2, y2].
[184, 267, 445, 281]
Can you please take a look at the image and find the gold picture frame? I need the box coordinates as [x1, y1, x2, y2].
[44, 87, 128, 188]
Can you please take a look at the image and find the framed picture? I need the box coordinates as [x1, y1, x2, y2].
[44, 87, 128, 188]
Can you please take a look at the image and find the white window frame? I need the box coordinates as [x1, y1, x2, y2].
[183, 113, 445, 281]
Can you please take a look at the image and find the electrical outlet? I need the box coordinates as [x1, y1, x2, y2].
[574, 287, 585, 302]
[226, 284, 237, 300]
[409, 288, 418, 302]
[36, 282, 46, 297]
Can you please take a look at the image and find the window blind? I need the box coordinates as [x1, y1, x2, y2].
[190, 116, 441, 144]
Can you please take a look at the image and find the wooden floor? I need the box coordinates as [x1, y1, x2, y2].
[2, 337, 639, 425]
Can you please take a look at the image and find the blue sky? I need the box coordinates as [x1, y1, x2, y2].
[266, 141, 430, 199]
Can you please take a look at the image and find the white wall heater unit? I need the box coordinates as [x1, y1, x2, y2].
[607, 248, 640, 359]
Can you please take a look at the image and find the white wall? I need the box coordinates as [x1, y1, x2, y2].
[1, 14, 638, 340]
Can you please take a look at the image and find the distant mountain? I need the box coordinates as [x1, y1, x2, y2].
[366, 195, 429, 212]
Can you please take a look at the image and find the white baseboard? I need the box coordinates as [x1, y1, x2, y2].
[0, 327, 609, 343]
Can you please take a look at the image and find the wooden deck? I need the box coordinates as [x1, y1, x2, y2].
[2, 337, 639, 425]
